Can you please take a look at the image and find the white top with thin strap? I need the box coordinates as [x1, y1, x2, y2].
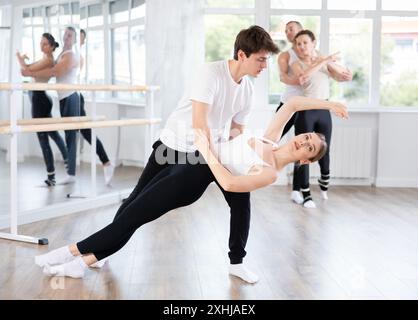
[281, 48, 304, 103]
[55, 50, 79, 100]
[214, 133, 276, 176]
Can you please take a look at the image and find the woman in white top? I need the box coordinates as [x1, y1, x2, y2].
[34, 96, 348, 279]
[290, 29, 352, 208]
[22, 26, 81, 184]
[16, 33, 68, 186]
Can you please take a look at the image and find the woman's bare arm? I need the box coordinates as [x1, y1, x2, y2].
[194, 130, 277, 192]
[263, 96, 348, 142]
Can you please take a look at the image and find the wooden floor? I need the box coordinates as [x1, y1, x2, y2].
[1, 179, 418, 300]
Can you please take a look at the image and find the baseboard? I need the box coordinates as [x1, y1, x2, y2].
[0, 188, 133, 230]
[375, 178, 418, 188]
[274, 176, 373, 187]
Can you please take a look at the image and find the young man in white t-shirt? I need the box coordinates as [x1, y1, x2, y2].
[117, 26, 279, 283]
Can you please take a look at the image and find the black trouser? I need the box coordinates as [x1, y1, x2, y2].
[30, 91, 68, 174]
[59, 92, 80, 176]
[276, 101, 298, 138]
[77, 140, 251, 264]
[293, 110, 332, 191]
[79, 94, 110, 165]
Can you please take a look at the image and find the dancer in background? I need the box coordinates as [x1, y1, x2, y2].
[23, 26, 81, 184]
[290, 29, 352, 208]
[16, 33, 68, 186]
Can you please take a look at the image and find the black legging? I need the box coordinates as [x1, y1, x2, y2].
[77, 140, 251, 264]
[79, 94, 110, 164]
[293, 110, 332, 191]
[31, 91, 68, 174]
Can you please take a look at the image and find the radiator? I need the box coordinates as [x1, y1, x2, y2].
[310, 127, 372, 179]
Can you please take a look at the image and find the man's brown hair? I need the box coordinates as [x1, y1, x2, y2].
[233, 25, 279, 60]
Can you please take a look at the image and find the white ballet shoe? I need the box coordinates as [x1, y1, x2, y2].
[321, 190, 328, 200]
[90, 258, 108, 269]
[229, 264, 259, 284]
[303, 200, 317, 209]
[290, 191, 304, 205]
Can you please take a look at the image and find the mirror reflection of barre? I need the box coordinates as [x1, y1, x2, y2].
[0, 82, 161, 246]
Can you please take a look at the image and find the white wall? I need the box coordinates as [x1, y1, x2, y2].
[376, 112, 418, 187]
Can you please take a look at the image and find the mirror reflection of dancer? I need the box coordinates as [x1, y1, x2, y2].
[290, 29, 352, 208]
[79, 29, 114, 185]
[16, 33, 68, 186]
[34, 95, 348, 280]
[23, 26, 81, 185]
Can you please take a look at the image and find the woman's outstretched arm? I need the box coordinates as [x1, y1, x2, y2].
[263, 96, 348, 143]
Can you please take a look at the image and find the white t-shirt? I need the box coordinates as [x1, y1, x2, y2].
[160, 60, 254, 153]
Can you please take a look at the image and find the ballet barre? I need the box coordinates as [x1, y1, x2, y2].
[0, 115, 106, 127]
[0, 82, 160, 245]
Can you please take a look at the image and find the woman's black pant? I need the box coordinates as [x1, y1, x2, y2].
[30, 91, 68, 174]
[77, 140, 251, 264]
[293, 110, 332, 190]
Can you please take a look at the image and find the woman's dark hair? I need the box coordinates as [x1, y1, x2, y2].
[42, 33, 59, 51]
[233, 25, 279, 60]
[294, 29, 316, 42]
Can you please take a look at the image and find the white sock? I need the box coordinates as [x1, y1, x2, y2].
[43, 256, 87, 278]
[90, 258, 108, 269]
[104, 163, 115, 186]
[303, 200, 317, 209]
[229, 264, 259, 284]
[321, 190, 328, 200]
[61, 174, 76, 185]
[290, 191, 304, 205]
[35, 246, 75, 267]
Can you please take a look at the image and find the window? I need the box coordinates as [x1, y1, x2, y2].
[110, 0, 129, 24]
[108, 0, 147, 103]
[380, 16, 418, 107]
[271, 0, 321, 10]
[131, 0, 146, 20]
[80, 2, 105, 99]
[382, 0, 418, 11]
[204, 14, 255, 62]
[205, 0, 254, 8]
[327, 0, 376, 10]
[86, 30, 105, 86]
[0, 6, 11, 82]
[130, 25, 146, 102]
[87, 4, 103, 27]
[112, 26, 130, 100]
[269, 15, 320, 104]
[329, 18, 372, 105]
